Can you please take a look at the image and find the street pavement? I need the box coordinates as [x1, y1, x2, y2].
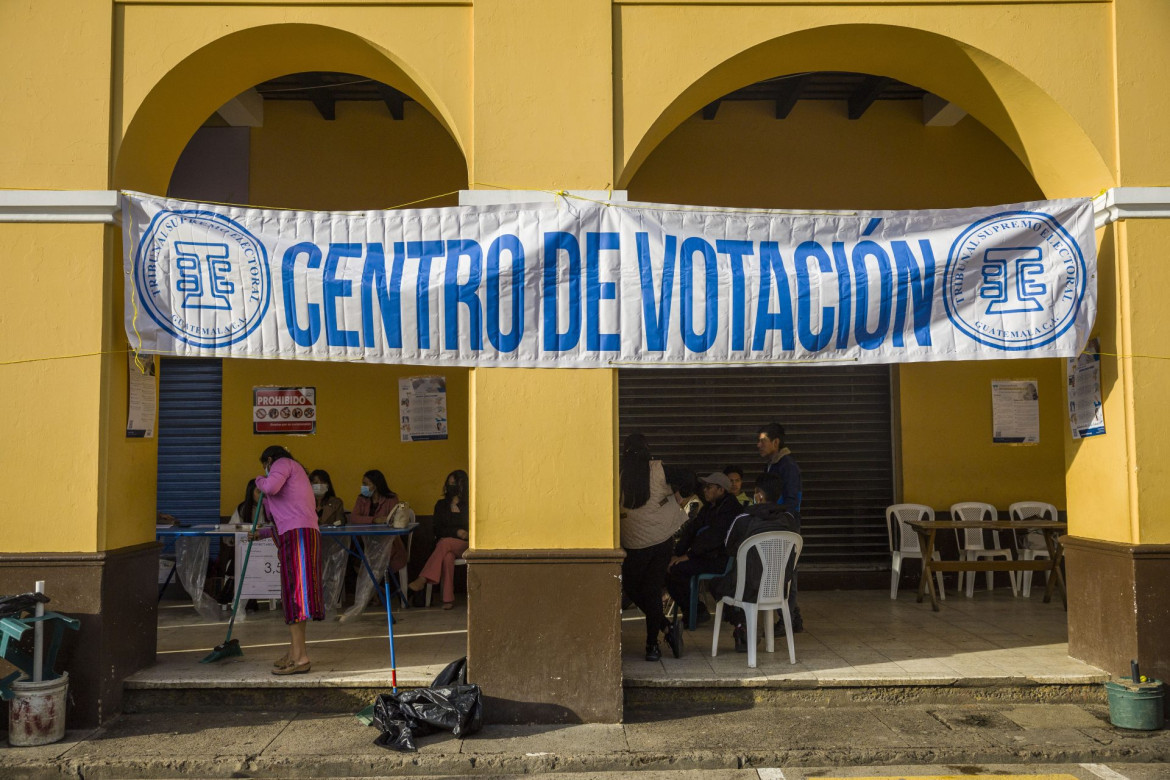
[2, 700, 1167, 778]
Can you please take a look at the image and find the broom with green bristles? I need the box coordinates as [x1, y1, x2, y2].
[200, 493, 265, 663]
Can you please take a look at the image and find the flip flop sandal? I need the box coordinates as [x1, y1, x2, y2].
[272, 661, 311, 676]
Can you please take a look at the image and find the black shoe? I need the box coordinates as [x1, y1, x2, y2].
[645, 643, 661, 662]
[666, 617, 684, 658]
[776, 617, 805, 634]
[733, 624, 747, 653]
[695, 602, 711, 626]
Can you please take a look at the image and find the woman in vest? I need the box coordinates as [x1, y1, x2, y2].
[620, 433, 690, 661]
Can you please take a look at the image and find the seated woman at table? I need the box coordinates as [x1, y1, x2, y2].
[408, 470, 469, 609]
[309, 469, 345, 526]
[348, 469, 408, 576]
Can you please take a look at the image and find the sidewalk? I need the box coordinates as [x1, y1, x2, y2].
[4, 700, 1167, 779]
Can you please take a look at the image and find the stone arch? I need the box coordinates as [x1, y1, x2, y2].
[114, 23, 467, 193]
[618, 23, 1112, 199]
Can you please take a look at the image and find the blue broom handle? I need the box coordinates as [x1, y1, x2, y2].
[384, 580, 397, 694]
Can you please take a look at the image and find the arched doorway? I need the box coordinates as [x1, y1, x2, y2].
[614, 22, 1111, 680]
[115, 24, 472, 692]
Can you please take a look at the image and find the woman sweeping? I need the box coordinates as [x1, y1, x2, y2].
[252, 445, 324, 675]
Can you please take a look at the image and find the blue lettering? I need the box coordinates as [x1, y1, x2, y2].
[323, 243, 362, 347]
[585, 232, 620, 351]
[407, 241, 444, 350]
[282, 242, 322, 347]
[717, 240, 753, 351]
[486, 234, 525, 353]
[794, 241, 834, 352]
[831, 242, 851, 349]
[635, 233, 677, 352]
[851, 240, 892, 350]
[360, 242, 404, 349]
[753, 242, 796, 352]
[542, 232, 581, 351]
[891, 239, 935, 347]
[680, 237, 718, 353]
[444, 239, 483, 351]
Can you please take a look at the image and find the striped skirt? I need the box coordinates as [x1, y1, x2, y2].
[276, 527, 325, 624]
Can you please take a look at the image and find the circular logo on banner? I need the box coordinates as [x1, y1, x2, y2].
[943, 210, 1086, 351]
[134, 210, 271, 348]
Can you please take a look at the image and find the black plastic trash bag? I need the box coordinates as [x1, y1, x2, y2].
[372, 657, 482, 752]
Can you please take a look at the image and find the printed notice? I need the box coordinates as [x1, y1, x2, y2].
[399, 376, 448, 442]
[1068, 338, 1106, 439]
[234, 533, 282, 598]
[992, 380, 1041, 444]
[126, 353, 157, 438]
[254, 386, 316, 435]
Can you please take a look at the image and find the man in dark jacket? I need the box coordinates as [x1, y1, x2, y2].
[665, 472, 743, 630]
[757, 422, 804, 631]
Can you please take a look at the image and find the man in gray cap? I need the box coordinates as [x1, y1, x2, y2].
[664, 472, 743, 639]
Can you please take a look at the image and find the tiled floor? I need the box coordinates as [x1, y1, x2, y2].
[622, 589, 1107, 686]
[129, 587, 1106, 689]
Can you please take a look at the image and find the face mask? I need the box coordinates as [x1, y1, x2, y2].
[445, 484, 459, 498]
[360, 485, 372, 498]
[311, 483, 327, 497]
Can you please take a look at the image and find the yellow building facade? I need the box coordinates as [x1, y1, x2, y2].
[1, 0, 1168, 725]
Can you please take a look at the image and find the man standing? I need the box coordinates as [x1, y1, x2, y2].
[757, 423, 804, 632]
[665, 472, 743, 635]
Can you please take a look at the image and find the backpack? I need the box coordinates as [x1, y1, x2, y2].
[710, 510, 798, 603]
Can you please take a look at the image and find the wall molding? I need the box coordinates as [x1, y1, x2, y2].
[1092, 187, 1170, 229]
[0, 190, 121, 224]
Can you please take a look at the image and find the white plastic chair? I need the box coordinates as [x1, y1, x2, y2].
[885, 504, 946, 601]
[711, 531, 803, 668]
[950, 502, 1017, 597]
[1008, 501, 1057, 597]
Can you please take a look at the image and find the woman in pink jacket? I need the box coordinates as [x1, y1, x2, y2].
[251, 446, 323, 675]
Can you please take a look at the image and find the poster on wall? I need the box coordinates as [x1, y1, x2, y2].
[1068, 338, 1106, 439]
[253, 386, 316, 435]
[126, 353, 157, 438]
[991, 380, 1041, 444]
[234, 533, 282, 599]
[399, 376, 448, 442]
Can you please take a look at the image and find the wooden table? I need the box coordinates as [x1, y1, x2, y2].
[905, 519, 1067, 611]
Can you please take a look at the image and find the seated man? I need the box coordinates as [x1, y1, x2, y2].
[711, 472, 800, 652]
[665, 472, 743, 631]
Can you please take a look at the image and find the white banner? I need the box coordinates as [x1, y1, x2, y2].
[123, 192, 1097, 367]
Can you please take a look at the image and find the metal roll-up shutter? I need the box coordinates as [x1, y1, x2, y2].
[157, 359, 224, 559]
[618, 366, 894, 570]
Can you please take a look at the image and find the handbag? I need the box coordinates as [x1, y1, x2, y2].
[387, 501, 413, 529]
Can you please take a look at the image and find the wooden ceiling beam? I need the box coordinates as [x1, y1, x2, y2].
[773, 75, 807, 119]
[376, 84, 406, 120]
[847, 76, 890, 120]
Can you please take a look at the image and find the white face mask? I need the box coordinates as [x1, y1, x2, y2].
[311, 483, 327, 497]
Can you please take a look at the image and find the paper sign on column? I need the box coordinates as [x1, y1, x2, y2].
[126, 353, 157, 438]
[235, 533, 282, 598]
[1068, 338, 1106, 439]
[399, 376, 448, 442]
[991, 380, 1040, 444]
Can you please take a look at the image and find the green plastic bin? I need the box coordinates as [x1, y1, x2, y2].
[1105, 678, 1165, 731]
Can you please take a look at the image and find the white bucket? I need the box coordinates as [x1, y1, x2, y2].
[7, 672, 68, 747]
